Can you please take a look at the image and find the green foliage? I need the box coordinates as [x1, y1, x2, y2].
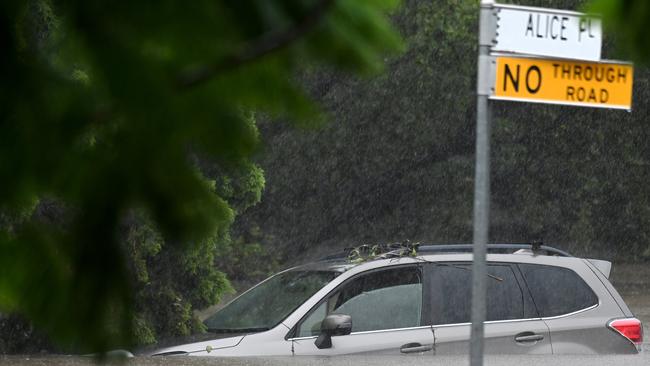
[590, 0, 650, 63]
[215, 225, 281, 285]
[1, 0, 403, 352]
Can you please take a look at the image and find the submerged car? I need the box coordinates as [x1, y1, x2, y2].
[145, 243, 644, 356]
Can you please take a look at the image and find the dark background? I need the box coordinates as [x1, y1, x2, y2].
[235, 0, 650, 265]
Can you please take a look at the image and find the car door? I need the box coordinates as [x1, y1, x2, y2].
[290, 265, 435, 355]
[425, 262, 552, 354]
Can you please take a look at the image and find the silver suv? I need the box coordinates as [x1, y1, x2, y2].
[146, 244, 644, 356]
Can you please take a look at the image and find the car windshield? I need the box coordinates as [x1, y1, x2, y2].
[203, 270, 336, 332]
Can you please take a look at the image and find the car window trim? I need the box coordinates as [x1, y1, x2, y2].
[292, 302, 598, 341]
[289, 324, 434, 341]
[429, 302, 599, 328]
[538, 302, 600, 320]
[286, 261, 603, 340]
[285, 263, 425, 340]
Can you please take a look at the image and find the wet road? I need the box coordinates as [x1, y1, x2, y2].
[2, 353, 649, 366]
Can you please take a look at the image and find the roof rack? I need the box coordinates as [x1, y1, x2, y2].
[320, 242, 418, 262]
[320, 242, 572, 261]
[417, 243, 572, 257]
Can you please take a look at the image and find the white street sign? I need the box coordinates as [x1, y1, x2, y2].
[492, 4, 602, 61]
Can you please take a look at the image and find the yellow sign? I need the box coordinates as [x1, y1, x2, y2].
[491, 56, 633, 110]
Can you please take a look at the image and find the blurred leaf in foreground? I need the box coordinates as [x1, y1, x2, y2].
[0, 0, 403, 352]
[590, 0, 650, 62]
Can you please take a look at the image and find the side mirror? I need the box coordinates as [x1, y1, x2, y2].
[314, 314, 352, 349]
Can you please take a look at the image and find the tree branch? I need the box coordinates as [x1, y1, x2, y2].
[176, 0, 335, 89]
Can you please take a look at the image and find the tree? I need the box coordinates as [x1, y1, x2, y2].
[0, 0, 403, 352]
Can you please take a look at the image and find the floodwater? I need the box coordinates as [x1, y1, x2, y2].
[2, 352, 650, 366]
[2, 265, 648, 366]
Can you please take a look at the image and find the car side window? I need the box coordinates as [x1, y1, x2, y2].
[427, 263, 525, 325]
[297, 266, 423, 337]
[518, 263, 598, 317]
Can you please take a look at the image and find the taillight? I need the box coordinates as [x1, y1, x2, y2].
[608, 318, 643, 345]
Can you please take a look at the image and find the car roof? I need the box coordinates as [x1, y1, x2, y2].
[290, 243, 577, 275]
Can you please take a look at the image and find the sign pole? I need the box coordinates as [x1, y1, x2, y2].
[468, 2, 631, 364]
[471, 1, 494, 365]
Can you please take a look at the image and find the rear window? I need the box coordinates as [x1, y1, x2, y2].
[518, 264, 598, 317]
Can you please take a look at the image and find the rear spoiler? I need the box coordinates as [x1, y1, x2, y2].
[587, 259, 612, 278]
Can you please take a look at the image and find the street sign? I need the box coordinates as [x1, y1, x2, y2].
[490, 55, 633, 110]
[492, 4, 602, 61]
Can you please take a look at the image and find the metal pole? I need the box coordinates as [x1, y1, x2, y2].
[470, 1, 494, 366]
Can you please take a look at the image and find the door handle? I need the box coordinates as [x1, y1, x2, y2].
[400, 342, 433, 354]
[514, 332, 544, 343]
